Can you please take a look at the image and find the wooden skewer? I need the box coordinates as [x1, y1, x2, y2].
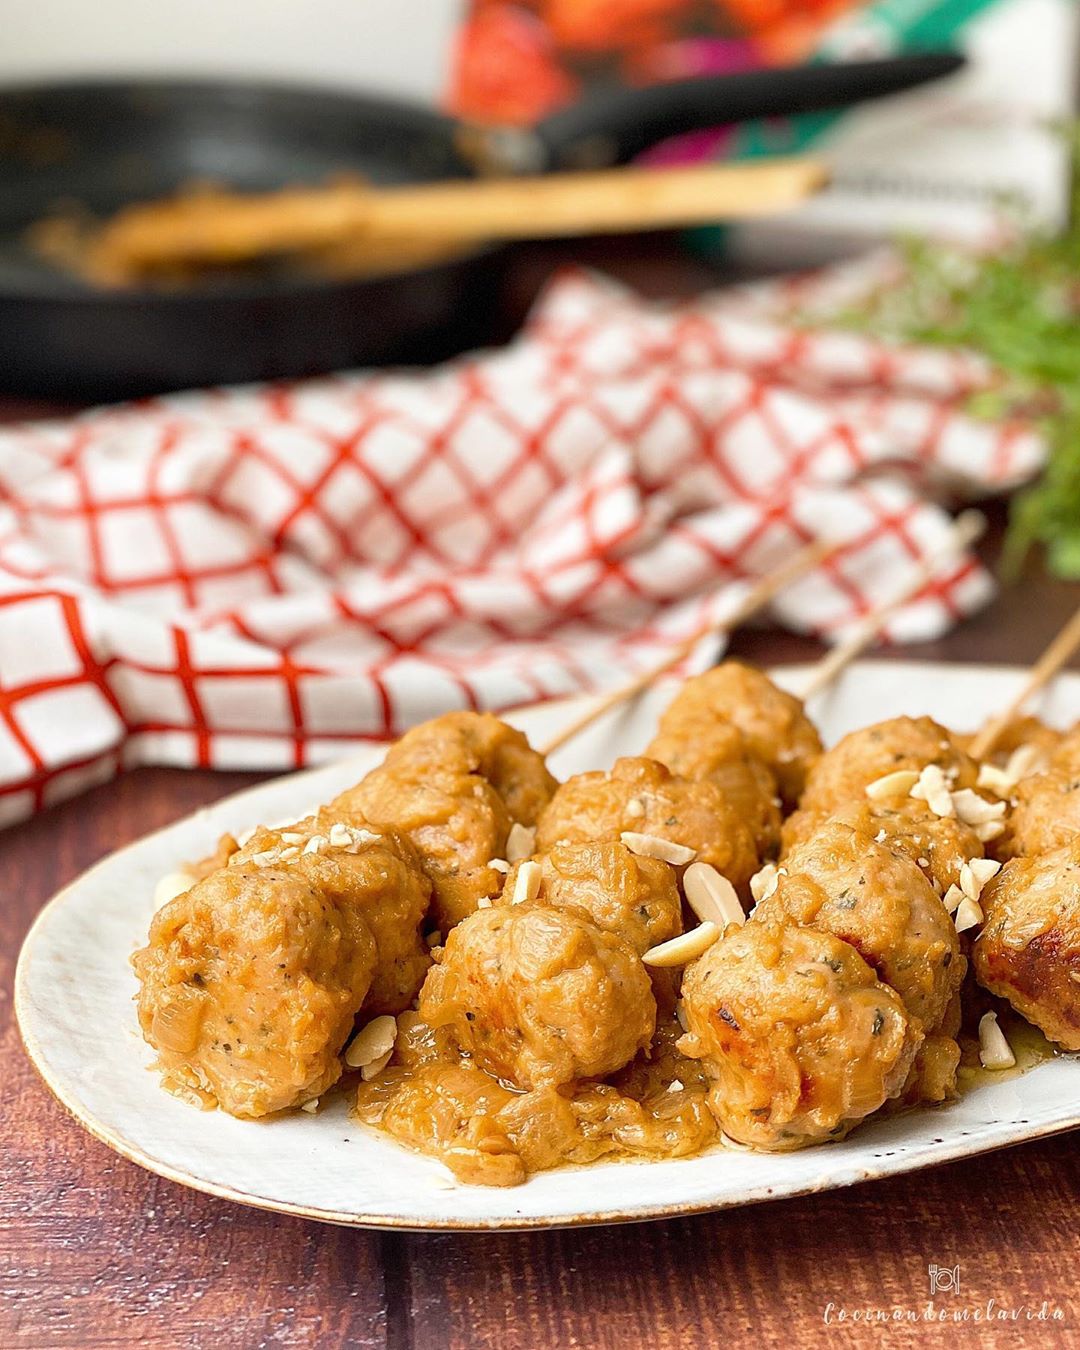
[539, 537, 835, 757]
[968, 601, 1080, 760]
[798, 510, 987, 703]
[89, 159, 828, 275]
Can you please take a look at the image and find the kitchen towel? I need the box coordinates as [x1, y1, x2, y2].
[0, 263, 1044, 822]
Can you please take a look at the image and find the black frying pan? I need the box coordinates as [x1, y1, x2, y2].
[0, 55, 962, 400]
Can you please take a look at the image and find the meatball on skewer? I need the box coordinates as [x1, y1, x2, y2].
[679, 919, 919, 1150]
[135, 813, 436, 1116]
[759, 819, 965, 1041]
[500, 840, 683, 956]
[646, 719, 781, 861]
[374, 710, 557, 828]
[799, 715, 979, 817]
[995, 727, 1080, 861]
[783, 716, 1003, 906]
[537, 756, 759, 894]
[501, 839, 685, 1010]
[781, 799, 984, 899]
[419, 902, 656, 1090]
[359, 849, 705, 1185]
[229, 811, 432, 1015]
[335, 711, 557, 933]
[761, 815, 966, 1101]
[974, 838, 1080, 1049]
[649, 661, 821, 810]
[134, 862, 379, 1118]
[761, 815, 966, 1103]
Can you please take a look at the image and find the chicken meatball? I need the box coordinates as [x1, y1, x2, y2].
[955, 715, 1061, 767]
[679, 919, 919, 1149]
[899, 1030, 964, 1108]
[973, 839, 1080, 1049]
[334, 713, 556, 933]
[186, 830, 241, 880]
[781, 799, 983, 897]
[536, 756, 759, 892]
[760, 817, 964, 1035]
[799, 715, 978, 816]
[419, 903, 656, 1090]
[501, 840, 683, 955]
[379, 711, 557, 828]
[652, 662, 821, 807]
[646, 718, 781, 860]
[229, 812, 432, 1014]
[996, 730, 1080, 860]
[337, 764, 507, 933]
[133, 864, 377, 1117]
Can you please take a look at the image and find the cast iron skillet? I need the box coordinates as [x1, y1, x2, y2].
[0, 56, 962, 399]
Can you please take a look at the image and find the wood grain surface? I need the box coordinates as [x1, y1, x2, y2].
[4, 243, 1080, 1349]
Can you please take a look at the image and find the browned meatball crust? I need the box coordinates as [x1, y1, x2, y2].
[419, 903, 656, 1090]
[973, 838, 1080, 1049]
[536, 756, 759, 893]
[652, 662, 821, 807]
[133, 865, 377, 1118]
[679, 919, 919, 1149]
[799, 715, 978, 816]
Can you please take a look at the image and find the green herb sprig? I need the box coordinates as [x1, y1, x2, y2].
[831, 126, 1080, 579]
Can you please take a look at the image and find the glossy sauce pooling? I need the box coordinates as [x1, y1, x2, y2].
[354, 1013, 716, 1187]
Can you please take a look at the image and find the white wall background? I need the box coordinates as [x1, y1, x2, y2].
[0, 0, 464, 103]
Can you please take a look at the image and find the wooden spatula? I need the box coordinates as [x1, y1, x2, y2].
[88, 158, 828, 278]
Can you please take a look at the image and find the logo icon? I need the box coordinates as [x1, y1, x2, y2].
[928, 1264, 961, 1296]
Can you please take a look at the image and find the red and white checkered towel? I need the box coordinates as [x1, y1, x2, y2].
[0, 263, 1045, 824]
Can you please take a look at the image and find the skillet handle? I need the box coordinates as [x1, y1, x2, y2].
[530, 53, 965, 169]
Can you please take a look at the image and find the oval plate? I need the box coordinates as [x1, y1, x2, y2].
[16, 660, 1080, 1230]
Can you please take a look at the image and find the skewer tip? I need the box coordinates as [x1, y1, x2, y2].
[952, 509, 987, 549]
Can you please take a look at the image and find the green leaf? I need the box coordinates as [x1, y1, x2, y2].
[812, 124, 1080, 579]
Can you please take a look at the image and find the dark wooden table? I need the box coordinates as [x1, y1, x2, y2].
[3, 242, 1080, 1349]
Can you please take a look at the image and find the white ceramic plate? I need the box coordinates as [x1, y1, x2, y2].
[16, 660, 1080, 1231]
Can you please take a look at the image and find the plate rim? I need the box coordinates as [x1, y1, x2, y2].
[16, 657, 1080, 1231]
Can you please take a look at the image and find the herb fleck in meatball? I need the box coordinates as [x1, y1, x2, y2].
[536, 756, 759, 893]
[679, 919, 919, 1149]
[133, 865, 377, 1118]
[973, 838, 1080, 1049]
[419, 903, 655, 1090]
